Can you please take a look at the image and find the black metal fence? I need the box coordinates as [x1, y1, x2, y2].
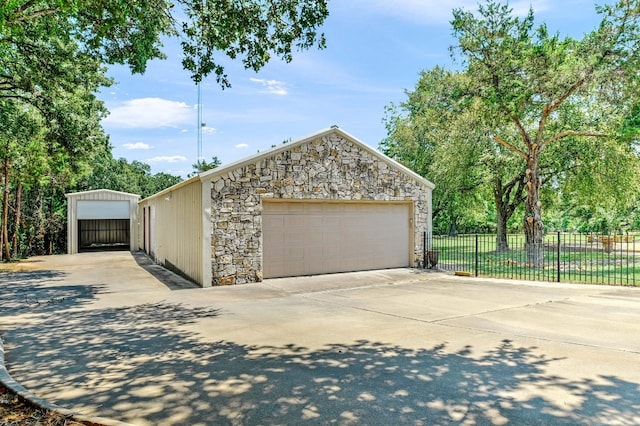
[425, 232, 639, 286]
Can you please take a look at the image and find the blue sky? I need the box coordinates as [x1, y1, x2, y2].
[99, 0, 607, 177]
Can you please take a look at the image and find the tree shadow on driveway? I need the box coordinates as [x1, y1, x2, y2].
[0, 270, 105, 317]
[1, 295, 638, 425]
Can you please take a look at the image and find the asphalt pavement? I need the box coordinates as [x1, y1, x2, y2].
[1, 251, 639, 425]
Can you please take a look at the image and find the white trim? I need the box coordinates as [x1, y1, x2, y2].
[66, 189, 140, 199]
[139, 175, 200, 203]
[201, 180, 213, 287]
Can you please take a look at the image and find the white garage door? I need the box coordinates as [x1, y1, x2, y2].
[263, 202, 410, 278]
[77, 200, 130, 220]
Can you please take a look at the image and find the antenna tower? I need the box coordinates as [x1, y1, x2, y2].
[197, 81, 203, 162]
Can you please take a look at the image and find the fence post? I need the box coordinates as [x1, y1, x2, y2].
[557, 231, 561, 283]
[475, 234, 479, 277]
[423, 231, 427, 269]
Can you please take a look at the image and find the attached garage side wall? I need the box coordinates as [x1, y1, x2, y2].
[207, 132, 432, 285]
[139, 180, 204, 285]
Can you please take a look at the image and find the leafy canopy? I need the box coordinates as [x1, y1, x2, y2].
[1, 0, 329, 84]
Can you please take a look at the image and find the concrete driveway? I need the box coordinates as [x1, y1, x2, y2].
[1, 252, 639, 425]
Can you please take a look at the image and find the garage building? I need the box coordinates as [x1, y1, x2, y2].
[66, 189, 140, 254]
[139, 127, 434, 286]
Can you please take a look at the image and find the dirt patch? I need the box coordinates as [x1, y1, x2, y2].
[0, 384, 85, 425]
[0, 259, 47, 273]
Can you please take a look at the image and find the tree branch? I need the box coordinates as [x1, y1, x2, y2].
[11, 7, 60, 24]
[492, 134, 528, 159]
[541, 130, 608, 151]
[14, 0, 37, 15]
[507, 175, 527, 213]
[511, 115, 532, 147]
[548, 76, 588, 118]
[534, 73, 591, 144]
[503, 172, 524, 195]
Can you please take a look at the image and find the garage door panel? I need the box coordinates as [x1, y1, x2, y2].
[77, 201, 129, 220]
[285, 246, 304, 260]
[304, 245, 323, 260]
[263, 202, 410, 279]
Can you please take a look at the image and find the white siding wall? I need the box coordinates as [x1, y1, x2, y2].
[66, 190, 139, 254]
[139, 179, 204, 285]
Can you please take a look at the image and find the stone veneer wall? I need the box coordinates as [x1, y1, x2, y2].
[209, 133, 432, 285]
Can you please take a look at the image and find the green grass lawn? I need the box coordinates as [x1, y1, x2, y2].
[430, 234, 640, 286]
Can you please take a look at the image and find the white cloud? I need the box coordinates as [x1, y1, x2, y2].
[511, 1, 551, 17]
[166, 169, 188, 175]
[104, 98, 192, 128]
[123, 142, 151, 150]
[249, 78, 288, 96]
[202, 126, 216, 135]
[146, 155, 187, 163]
[235, 143, 249, 149]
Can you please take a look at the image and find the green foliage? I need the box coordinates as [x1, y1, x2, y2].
[0, 0, 329, 259]
[74, 150, 182, 199]
[382, 67, 526, 240]
[1, 0, 328, 85]
[0, 50, 109, 260]
[181, 0, 328, 84]
[189, 156, 221, 177]
[386, 0, 640, 241]
[449, 0, 640, 242]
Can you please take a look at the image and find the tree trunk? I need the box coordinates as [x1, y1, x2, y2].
[496, 206, 509, 252]
[12, 180, 22, 259]
[0, 163, 4, 262]
[47, 181, 54, 255]
[494, 177, 510, 252]
[524, 155, 544, 266]
[493, 173, 526, 253]
[2, 158, 10, 261]
[30, 187, 44, 255]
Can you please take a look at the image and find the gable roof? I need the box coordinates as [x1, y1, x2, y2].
[66, 189, 140, 199]
[141, 127, 434, 203]
[199, 126, 435, 189]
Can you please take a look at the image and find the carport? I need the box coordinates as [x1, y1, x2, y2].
[66, 189, 140, 254]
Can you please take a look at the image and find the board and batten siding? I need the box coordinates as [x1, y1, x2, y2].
[138, 178, 208, 285]
[66, 189, 139, 254]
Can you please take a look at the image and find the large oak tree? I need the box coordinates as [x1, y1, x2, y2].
[451, 0, 640, 264]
